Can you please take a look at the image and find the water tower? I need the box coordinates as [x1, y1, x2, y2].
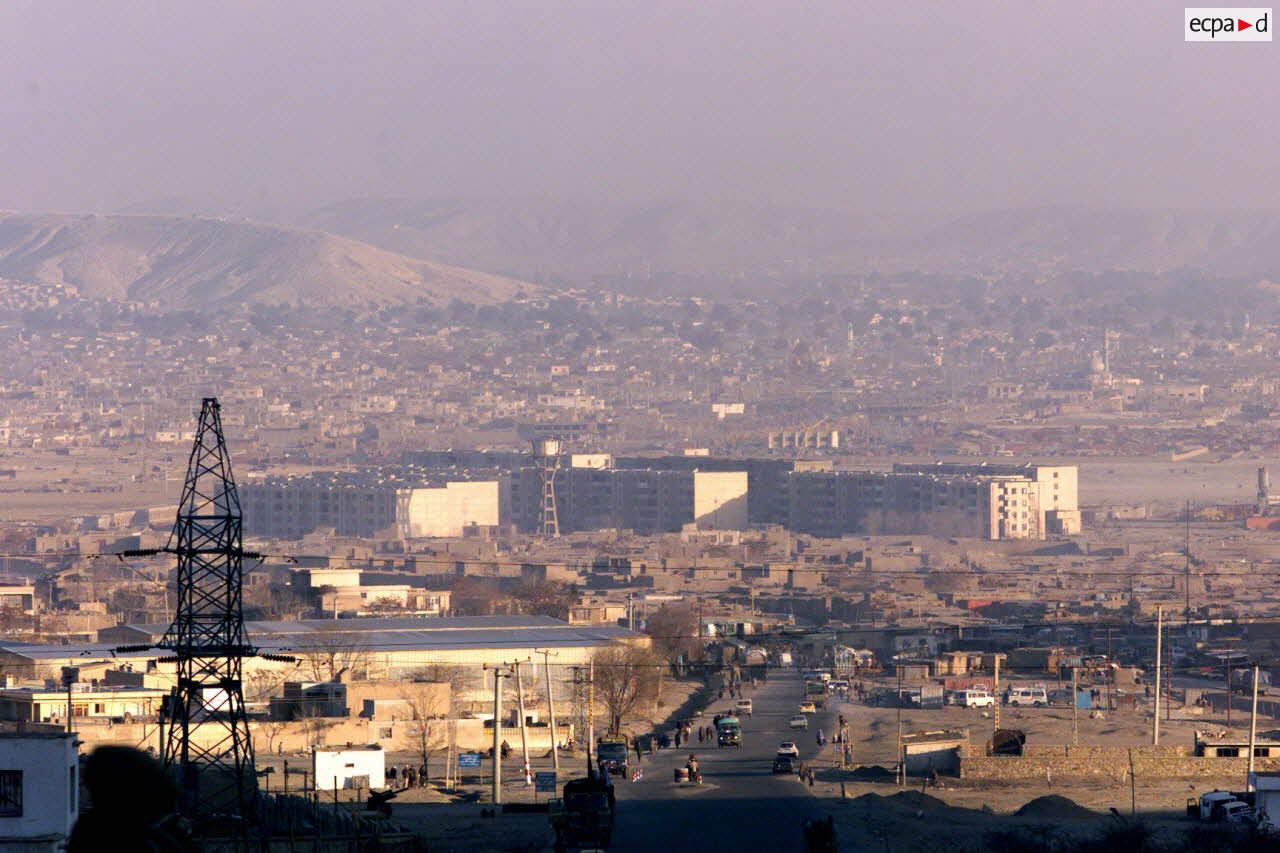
[531, 438, 563, 537]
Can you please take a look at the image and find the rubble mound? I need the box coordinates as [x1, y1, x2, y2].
[1014, 795, 1100, 820]
[847, 765, 895, 782]
[885, 791, 948, 811]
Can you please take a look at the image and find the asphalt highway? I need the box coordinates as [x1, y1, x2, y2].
[608, 669, 835, 852]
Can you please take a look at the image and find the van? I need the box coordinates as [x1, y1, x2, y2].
[734, 698, 753, 716]
[958, 689, 995, 708]
[1004, 685, 1048, 707]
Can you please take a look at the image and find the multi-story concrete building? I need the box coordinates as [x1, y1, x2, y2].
[787, 469, 1050, 540]
[891, 462, 1080, 535]
[511, 465, 749, 535]
[241, 472, 508, 539]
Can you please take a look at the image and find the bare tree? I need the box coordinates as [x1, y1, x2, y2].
[398, 665, 475, 781]
[644, 603, 702, 712]
[510, 580, 576, 620]
[296, 625, 371, 682]
[590, 645, 658, 733]
[257, 719, 289, 756]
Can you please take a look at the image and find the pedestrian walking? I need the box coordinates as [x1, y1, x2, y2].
[635, 739, 644, 763]
[406, 766, 417, 789]
[675, 729, 682, 749]
[697, 727, 704, 743]
[388, 765, 397, 787]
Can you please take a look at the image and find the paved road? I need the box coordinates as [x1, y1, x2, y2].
[609, 670, 833, 852]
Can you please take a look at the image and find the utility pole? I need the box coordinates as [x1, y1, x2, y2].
[484, 664, 510, 805]
[538, 650, 560, 776]
[1184, 500, 1192, 630]
[1227, 657, 1234, 727]
[587, 659, 596, 766]
[1248, 664, 1260, 786]
[1071, 667, 1079, 747]
[993, 654, 1001, 733]
[1153, 605, 1163, 747]
[1105, 628, 1113, 712]
[896, 657, 904, 787]
[512, 660, 533, 786]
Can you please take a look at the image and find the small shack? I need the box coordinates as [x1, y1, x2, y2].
[313, 745, 386, 790]
[902, 729, 969, 777]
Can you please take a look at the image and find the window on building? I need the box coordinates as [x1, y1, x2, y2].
[379, 727, 393, 739]
[0, 770, 21, 817]
[1217, 747, 1240, 757]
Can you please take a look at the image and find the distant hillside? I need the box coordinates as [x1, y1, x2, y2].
[302, 199, 1280, 287]
[0, 213, 537, 308]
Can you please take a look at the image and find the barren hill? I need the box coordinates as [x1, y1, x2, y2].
[303, 198, 1280, 289]
[0, 213, 537, 308]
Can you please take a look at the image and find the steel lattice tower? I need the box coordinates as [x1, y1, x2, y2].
[532, 438, 562, 537]
[160, 398, 257, 820]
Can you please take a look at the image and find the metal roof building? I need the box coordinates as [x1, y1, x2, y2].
[0, 616, 648, 682]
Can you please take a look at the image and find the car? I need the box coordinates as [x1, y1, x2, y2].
[776, 741, 800, 758]
[772, 755, 797, 774]
[789, 715, 809, 730]
[799, 701, 817, 713]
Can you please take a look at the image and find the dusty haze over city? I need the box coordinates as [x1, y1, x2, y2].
[3, 3, 1280, 852]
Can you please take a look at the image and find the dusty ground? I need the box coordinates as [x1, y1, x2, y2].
[838, 676, 1221, 768]
[806, 684, 1269, 851]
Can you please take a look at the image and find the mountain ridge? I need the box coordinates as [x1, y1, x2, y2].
[0, 212, 538, 308]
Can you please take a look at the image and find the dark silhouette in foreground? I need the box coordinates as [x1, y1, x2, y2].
[68, 746, 195, 853]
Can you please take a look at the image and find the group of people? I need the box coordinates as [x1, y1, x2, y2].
[386, 762, 429, 790]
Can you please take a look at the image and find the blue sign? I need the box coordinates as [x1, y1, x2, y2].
[535, 771, 557, 793]
[458, 752, 482, 768]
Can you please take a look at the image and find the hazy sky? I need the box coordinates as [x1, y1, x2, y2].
[0, 1, 1275, 216]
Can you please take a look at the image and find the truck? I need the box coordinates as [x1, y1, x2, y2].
[716, 714, 743, 747]
[596, 734, 630, 778]
[1232, 668, 1274, 696]
[779, 651, 794, 667]
[803, 678, 828, 710]
[549, 773, 615, 852]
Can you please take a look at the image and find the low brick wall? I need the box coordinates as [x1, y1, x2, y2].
[960, 744, 1280, 782]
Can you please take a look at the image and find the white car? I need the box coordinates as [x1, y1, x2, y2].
[776, 741, 800, 758]
[789, 714, 809, 730]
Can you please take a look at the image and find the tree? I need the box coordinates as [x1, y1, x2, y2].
[450, 577, 507, 616]
[367, 595, 406, 614]
[644, 603, 703, 712]
[644, 604, 702, 665]
[258, 719, 289, 756]
[297, 625, 371, 682]
[398, 665, 475, 782]
[511, 580, 576, 621]
[590, 646, 658, 733]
